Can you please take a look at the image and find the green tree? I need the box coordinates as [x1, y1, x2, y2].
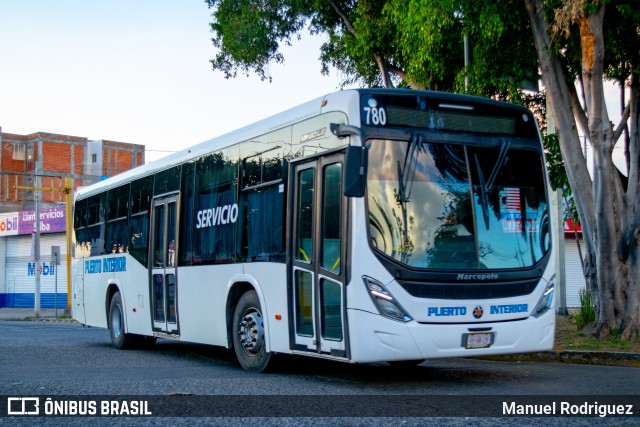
[206, 0, 536, 95]
[206, 0, 640, 340]
[206, 0, 400, 87]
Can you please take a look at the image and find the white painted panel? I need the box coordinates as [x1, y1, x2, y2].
[564, 238, 586, 308]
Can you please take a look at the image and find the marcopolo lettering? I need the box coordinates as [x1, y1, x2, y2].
[428, 306, 467, 316]
[456, 273, 499, 281]
[490, 304, 528, 314]
[196, 203, 239, 229]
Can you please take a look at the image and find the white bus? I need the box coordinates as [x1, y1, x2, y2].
[71, 89, 555, 372]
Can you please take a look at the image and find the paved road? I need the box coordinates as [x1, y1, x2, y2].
[1, 321, 638, 426]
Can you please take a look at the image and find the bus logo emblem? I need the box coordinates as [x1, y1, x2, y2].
[473, 306, 484, 319]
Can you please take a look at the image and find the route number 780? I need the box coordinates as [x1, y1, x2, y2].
[363, 106, 387, 126]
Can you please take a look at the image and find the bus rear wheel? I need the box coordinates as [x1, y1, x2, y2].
[109, 291, 141, 349]
[232, 290, 272, 372]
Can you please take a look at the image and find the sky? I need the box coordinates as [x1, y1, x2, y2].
[0, 0, 346, 163]
[0, 1, 627, 168]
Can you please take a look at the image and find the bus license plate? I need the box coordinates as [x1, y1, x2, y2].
[464, 332, 494, 349]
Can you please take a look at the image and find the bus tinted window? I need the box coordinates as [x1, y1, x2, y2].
[86, 193, 106, 256]
[193, 150, 239, 264]
[129, 175, 153, 265]
[73, 199, 89, 258]
[179, 162, 196, 265]
[241, 144, 284, 189]
[321, 163, 342, 274]
[106, 184, 130, 254]
[241, 185, 285, 262]
[131, 175, 153, 215]
[154, 166, 181, 196]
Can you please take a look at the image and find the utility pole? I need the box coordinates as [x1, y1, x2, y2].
[34, 175, 41, 318]
[63, 178, 73, 313]
[19, 178, 73, 318]
[35, 138, 43, 318]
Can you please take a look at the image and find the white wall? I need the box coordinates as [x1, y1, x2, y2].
[0, 236, 6, 293]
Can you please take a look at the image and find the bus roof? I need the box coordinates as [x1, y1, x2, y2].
[75, 88, 530, 200]
[76, 90, 346, 200]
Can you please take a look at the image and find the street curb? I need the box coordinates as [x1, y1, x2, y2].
[30, 318, 77, 323]
[559, 350, 640, 367]
[478, 350, 640, 367]
[0, 317, 77, 323]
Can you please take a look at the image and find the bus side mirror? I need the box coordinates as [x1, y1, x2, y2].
[330, 123, 367, 198]
[344, 145, 367, 198]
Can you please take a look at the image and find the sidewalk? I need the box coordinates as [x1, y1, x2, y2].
[0, 307, 73, 321]
[1, 308, 638, 368]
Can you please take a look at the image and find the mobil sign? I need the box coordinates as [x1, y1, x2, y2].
[0, 212, 19, 236]
[0, 208, 66, 236]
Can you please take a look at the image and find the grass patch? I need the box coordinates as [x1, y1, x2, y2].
[554, 316, 640, 353]
[574, 288, 595, 329]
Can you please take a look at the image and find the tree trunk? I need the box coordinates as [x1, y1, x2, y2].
[374, 53, 393, 88]
[525, 0, 640, 340]
[621, 76, 640, 340]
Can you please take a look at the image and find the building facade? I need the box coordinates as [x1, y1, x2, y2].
[0, 127, 144, 308]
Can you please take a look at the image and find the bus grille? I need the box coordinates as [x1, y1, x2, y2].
[398, 279, 538, 300]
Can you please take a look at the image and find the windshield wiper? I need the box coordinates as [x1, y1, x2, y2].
[396, 134, 423, 206]
[395, 134, 424, 263]
[474, 139, 510, 230]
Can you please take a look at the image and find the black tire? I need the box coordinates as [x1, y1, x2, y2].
[109, 292, 139, 349]
[232, 290, 272, 372]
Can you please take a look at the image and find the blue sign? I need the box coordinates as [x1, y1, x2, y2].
[427, 306, 467, 316]
[85, 257, 127, 274]
[490, 304, 528, 314]
[27, 263, 56, 276]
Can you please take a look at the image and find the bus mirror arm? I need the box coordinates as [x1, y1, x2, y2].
[330, 123, 363, 140]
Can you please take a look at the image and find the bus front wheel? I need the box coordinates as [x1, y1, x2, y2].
[232, 290, 272, 372]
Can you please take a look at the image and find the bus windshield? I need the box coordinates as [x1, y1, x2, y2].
[367, 137, 550, 270]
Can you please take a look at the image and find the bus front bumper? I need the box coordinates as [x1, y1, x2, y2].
[347, 309, 556, 363]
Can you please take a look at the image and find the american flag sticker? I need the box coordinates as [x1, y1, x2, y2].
[499, 188, 537, 233]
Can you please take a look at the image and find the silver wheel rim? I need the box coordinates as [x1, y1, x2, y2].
[112, 305, 122, 339]
[238, 308, 264, 357]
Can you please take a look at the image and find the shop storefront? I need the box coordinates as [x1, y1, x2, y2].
[0, 207, 68, 308]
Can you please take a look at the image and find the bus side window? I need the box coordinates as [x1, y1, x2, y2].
[321, 163, 342, 274]
[86, 193, 106, 256]
[296, 168, 315, 264]
[129, 176, 152, 266]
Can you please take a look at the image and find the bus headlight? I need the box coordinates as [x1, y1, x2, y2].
[363, 276, 412, 322]
[531, 275, 555, 318]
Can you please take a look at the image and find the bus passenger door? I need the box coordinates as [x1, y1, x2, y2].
[291, 154, 347, 357]
[150, 195, 180, 335]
